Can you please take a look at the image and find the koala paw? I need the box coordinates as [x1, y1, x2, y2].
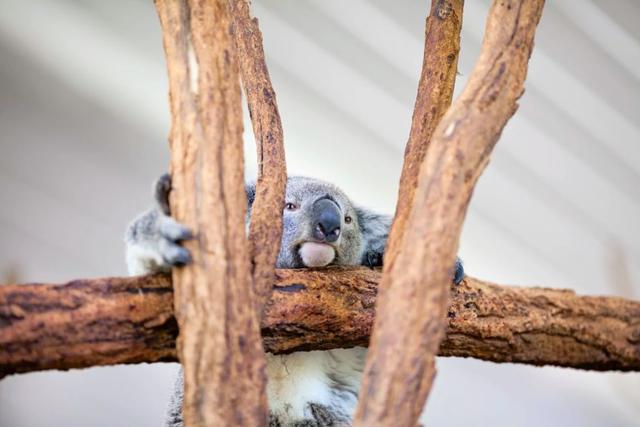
[158, 215, 193, 266]
[153, 173, 193, 266]
[154, 173, 193, 266]
[126, 174, 195, 276]
[363, 250, 384, 268]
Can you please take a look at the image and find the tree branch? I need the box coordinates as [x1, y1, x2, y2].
[355, 0, 464, 422]
[155, 0, 268, 424]
[230, 0, 287, 311]
[384, 0, 463, 268]
[356, 1, 545, 425]
[2, 268, 638, 380]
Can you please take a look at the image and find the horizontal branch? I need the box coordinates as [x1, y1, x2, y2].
[1, 268, 639, 379]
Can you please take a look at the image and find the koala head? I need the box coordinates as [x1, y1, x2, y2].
[246, 176, 364, 269]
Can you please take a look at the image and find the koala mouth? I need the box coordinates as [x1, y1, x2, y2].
[298, 242, 336, 267]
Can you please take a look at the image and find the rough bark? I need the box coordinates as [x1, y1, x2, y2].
[2, 269, 639, 379]
[155, 0, 267, 425]
[356, 1, 546, 426]
[230, 0, 287, 310]
[384, 0, 463, 269]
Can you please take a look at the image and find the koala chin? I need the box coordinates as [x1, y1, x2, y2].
[299, 242, 336, 267]
[125, 174, 464, 426]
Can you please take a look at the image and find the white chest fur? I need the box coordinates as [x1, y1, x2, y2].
[266, 347, 366, 424]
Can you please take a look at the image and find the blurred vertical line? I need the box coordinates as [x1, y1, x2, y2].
[605, 242, 636, 298]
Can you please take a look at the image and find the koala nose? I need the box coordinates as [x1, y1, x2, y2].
[311, 198, 342, 243]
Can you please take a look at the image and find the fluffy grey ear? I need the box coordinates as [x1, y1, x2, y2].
[354, 207, 392, 267]
[245, 181, 256, 208]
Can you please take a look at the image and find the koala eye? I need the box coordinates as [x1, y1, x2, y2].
[284, 202, 298, 211]
[344, 215, 352, 224]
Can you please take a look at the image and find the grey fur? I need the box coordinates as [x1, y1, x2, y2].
[245, 176, 375, 269]
[125, 175, 463, 426]
[164, 374, 184, 427]
[165, 372, 350, 427]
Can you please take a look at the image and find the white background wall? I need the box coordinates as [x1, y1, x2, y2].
[0, 0, 638, 426]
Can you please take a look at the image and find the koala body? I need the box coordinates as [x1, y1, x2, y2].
[125, 175, 463, 426]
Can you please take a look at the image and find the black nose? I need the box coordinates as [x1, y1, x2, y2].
[311, 198, 341, 243]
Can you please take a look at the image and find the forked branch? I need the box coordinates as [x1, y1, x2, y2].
[356, 1, 546, 425]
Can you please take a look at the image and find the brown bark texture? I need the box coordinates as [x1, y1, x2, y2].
[229, 0, 287, 310]
[2, 268, 639, 379]
[384, 0, 463, 269]
[155, 0, 268, 425]
[356, 1, 546, 426]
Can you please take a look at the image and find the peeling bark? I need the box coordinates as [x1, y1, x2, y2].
[356, 1, 546, 425]
[155, 0, 267, 424]
[2, 269, 638, 379]
[230, 0, 287, 310]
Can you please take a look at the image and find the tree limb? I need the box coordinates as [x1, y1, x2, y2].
[384, 0, 463, 268]
[2, 268, 638, 380]
[355, 0, 464, 422]
[356, 1, 545, 425]
[230, 0, 287, 311]
[155, 0, 268, 424]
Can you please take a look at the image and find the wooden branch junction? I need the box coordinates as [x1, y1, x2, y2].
[2, 268, 639, 379]
[357, 0, 546, 425]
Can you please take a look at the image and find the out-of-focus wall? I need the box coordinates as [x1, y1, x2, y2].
[0, 1, 638, 426]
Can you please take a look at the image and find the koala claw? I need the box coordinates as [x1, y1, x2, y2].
[454, 258, 464, 285]
[159, 239, 192, 266]
[364, 250, 384, 268]
[159, 215, 193, 241]
[155, 173, 172, 215]
[156, 215, 193, 266]
[154, 173, 193, 265]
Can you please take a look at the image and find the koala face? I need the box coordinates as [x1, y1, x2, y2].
[248, 176, 364, 269]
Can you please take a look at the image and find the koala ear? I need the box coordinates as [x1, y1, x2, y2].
[245, 181, 256, 208]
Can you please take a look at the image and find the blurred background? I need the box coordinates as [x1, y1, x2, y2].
[0, 0, 638, 426]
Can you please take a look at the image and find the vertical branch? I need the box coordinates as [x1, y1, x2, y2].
[357, 1, 465, 421]
[229, 0, 287, 310]
[354, 1, 545, 426]
[155, 0, 268, 425]
[384, 0, 464, 287]
[358, 0, 465, 421]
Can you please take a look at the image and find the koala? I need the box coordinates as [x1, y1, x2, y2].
[125, 174, 464, 427]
